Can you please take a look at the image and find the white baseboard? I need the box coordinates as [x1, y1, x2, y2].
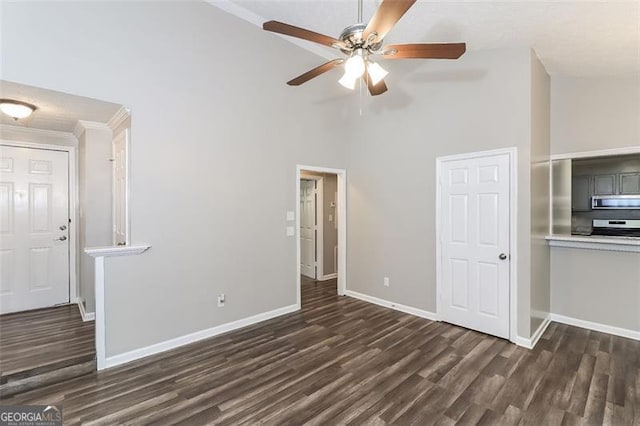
[104, 304, 300, 369]
[512, 314, 551, 349]
[76, 298, 95, 322]
[318, 273, 338, 281]
[345, 290, 437, 321]
[550, 313, 640, 341]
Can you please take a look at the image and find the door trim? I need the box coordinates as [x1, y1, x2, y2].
[296, 165, 347, 308]
[0, 140, 78, 306]
[300, 173, 325, 281]
[111, 128, 131, 246]
[435, 147, 518, 343]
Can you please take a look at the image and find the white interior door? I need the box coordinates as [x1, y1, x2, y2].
[300, 179, 316, 279]
[440, 152, 511, 339]
[0, 145, 70, 314]
[113, 130, 128, 246]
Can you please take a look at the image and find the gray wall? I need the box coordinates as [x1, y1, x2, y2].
[344, 48, 535, 338]
[77, 125, 113, 313]
[2, 1, 349, 356]
[550, 76, 640, 332]
[529, 51, 551, 334]
[551, 247, 640, 331]
[551, 76, 640, 154]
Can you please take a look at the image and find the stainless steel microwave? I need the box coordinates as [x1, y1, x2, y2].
[592, 195, 640, 210]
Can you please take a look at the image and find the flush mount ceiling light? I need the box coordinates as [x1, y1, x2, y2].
[263, 0, 466, 96]
[0, 99, 37, 120]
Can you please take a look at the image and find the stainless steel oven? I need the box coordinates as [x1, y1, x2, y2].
[592, 219, 640, 237]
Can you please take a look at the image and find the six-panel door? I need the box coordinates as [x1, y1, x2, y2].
[0, 145, 70, 314]
[440, 153, 511, 339]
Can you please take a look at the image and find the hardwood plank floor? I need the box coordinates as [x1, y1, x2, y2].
[1, 280, 638, 425]
[0, 304, 95, 384]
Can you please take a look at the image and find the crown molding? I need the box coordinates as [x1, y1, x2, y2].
[0, 123, 77, 146]
[205, 0, 334, 61]
[107, 106, 130, 132]
[72, 121, 85, 138]
[73, 120, 111, 139]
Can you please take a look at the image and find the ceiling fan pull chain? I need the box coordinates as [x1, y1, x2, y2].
[359, 78, 364, 116]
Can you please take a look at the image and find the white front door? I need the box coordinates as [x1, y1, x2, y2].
[0, 145, 70, 314]
[440, 152, 511, 339]
[300, 179, 316, 279]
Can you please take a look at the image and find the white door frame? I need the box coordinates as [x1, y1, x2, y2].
[0, 140, 78, 306]
[111, 127, 131, 246]
[435, 147, 518, 343]
[296, 165, 347, 308]
[300, 173, 323, 280]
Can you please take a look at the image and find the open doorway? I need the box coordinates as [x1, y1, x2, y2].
[296, 165, 346, 308]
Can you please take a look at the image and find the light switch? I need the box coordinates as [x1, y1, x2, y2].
[328, 214, 333, 222]
[286, 211, 295, 221]
[286, 226, 295, 236]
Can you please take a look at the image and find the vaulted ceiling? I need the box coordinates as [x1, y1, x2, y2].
[220, 0, 640, 76]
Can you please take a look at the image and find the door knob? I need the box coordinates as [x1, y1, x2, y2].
[55, 235, 67, 241]
[59, 225, 67, 231]
[499, 253, 508, 260]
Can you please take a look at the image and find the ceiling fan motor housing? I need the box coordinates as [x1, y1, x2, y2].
[338, 23, 383, 54]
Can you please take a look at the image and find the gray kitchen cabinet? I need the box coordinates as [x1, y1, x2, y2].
[572, 175, 592, 211]
[593, 174, 617, 195]
[619, 172, 640, 194]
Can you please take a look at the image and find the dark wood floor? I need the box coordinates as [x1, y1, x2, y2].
[1, 280, 638, 425]
[0, 304, 95, 385]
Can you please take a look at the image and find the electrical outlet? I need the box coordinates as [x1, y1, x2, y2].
[217, 294, 225, 307]
[383, 277, 390, 287]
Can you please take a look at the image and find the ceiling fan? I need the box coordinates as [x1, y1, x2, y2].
[263, 0, 466, 96]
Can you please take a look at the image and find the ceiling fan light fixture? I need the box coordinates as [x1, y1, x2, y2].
[262, 0, 466, 96]
[367, 61, 388, 85]
[338, 72, 358, 90]
[344, 49, 366, 79]
[0, 99, 36, 120]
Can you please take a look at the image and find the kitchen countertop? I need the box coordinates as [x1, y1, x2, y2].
[546, 234, 640, 253]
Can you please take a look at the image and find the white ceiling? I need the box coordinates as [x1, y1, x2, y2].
[225, 0, 640, 76]
[0, 81, 122, 133]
